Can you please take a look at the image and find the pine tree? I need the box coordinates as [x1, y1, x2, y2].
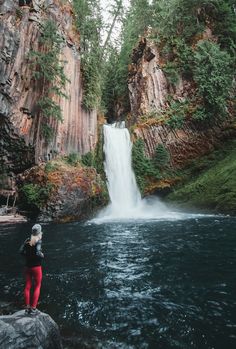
[29, 19, 68, 147]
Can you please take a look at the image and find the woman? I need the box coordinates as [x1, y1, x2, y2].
[20, 224, 44, 315]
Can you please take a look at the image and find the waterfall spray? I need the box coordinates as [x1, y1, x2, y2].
[91, 122, 217, 222]
[103, 122, 141, 217]
[96, 122, 173, 221]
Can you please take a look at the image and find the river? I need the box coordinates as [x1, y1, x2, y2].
[0, 216, 236, 349]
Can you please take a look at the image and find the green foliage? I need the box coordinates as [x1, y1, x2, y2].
[20, 183, 53, 210]
[104, 0, 236, 122]
[152, 0, 207, 40]
[38, 97, 63, 121]
[44, 162, 60, 173]
[93, 126, 105, 176]
[101, 47, 119, 119]
[166, 114, 185, 129]
[41, 124, 54, 142]
[132, 138, 160, 192]
[163, 62, 180, 86]
[209, 0, 236, 54]
[154, 144, 170, 170]
[167, 140, 236, 212]
[81, 56, 102, 110]
[193, 40, 233, 117]
[81, 151, 94, 167]
[29, 19, 68, 137]
[73, 0, 103, 110]
[104, 0, 152, 115]
[66, 153, 80, 166]
[192, 106, 207, 121]
[164, 100, 189, 129]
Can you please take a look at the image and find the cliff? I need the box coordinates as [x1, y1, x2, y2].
[128, 38, 188, 120]
[0, 0, 97, 178]
[128, 37, 236, 170]
[17, 159, 107, 222]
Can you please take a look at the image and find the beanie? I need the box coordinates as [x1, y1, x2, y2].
[32, 224, 42, 236]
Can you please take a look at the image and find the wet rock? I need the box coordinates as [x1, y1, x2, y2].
[0, 310, 63, 349]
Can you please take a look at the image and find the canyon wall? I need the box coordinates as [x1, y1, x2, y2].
[0, 0, 97, 177]
[128, 38, 235, 169]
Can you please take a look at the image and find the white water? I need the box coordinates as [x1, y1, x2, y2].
[94, 123, 217, 223]
[103, 122, 141, 214]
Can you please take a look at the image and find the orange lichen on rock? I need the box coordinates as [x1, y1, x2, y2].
[144, 177, 182, 195]
[18, 160, 107, 222]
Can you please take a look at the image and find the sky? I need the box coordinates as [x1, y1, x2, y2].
[100, 0, 130, 45]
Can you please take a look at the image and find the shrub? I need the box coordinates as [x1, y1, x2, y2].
[44, 162, 60, 173]
[166, 114, 185, 129]
[20, 183, 53, 210]
[163, 61, 180, 86]
[132, 138, 160, 192]
[164, 99, 190, 128]
[154, 144, 170, 169]
[81, 151, 94, 167]
[192, 106, 207, 121]
[66, 152, 80, 166]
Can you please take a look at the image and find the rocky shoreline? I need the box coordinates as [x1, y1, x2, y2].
[0, 310, 63, 349]
[0, 214, 27, 224]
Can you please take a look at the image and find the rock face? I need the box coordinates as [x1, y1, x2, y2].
[18, 161, 107, 222]
[128, 38, 191, 119]
[0, 0, 97, 177]
[0, 310, 63, 349]
[133, 120, 235, 168]
[128, 38, 168, 117]
[128, 38, 236, 168]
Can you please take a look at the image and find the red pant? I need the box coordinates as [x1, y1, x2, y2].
[24, 266, 42, 308]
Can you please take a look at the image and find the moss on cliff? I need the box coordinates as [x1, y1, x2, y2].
[166, 140, 236, 213]
[18, 158, 108, 221]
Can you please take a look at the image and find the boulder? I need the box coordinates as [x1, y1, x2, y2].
[17, 162, 107, 222]
[0, 310, 63, 349]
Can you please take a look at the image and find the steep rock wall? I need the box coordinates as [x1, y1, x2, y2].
[128, 38, 191, 119]
[0, 0, 97, 177]
[133, 120, 235, 169]
[128, 38, 236, 168]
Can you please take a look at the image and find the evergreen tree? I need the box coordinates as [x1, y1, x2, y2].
[29, 19, 68, 144]
[193, 40, 233, 118]
[113, 0, 152, 113]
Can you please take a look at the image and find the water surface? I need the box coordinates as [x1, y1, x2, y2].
[0, 216, 236, 349]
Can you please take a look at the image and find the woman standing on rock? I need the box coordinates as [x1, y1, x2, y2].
[19, 224, 44, 315]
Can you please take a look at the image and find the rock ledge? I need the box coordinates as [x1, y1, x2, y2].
[0, 310, 63, 349]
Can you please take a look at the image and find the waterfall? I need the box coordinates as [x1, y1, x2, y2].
[95, 122, 172, 221]
[103, 122, 142, 217]
[91, 122, 217, 223]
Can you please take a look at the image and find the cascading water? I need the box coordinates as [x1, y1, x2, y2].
[93, 122, 216, 222]
[103, 122, 141, 217]
[96, 122, 171, 220]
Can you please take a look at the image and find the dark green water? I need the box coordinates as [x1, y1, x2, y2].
[0, 216, 236, 349]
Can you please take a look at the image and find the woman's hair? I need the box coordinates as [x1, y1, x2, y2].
[29, 234, 42, 246]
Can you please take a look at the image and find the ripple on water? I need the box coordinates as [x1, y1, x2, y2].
[0, 217, 236, 349]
